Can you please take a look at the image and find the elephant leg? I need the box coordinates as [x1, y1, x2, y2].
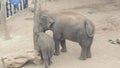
[48, 50, 52, 65]
[39, 51, 44, 64]
[60, 39, 67, 52]
[79, 39, 88, 60]
[44, 59, 49, 68]
[41, 50, 49, 68]
[54, 38, 60, 56]
[87, 46, 91, 58]
[79, 36, 93, 60]
[80, 46, 87, 60]
[48, 57, 52, 65]
[87, 37, 93, 58]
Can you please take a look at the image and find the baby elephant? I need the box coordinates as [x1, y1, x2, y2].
[36, 32, 55, 68]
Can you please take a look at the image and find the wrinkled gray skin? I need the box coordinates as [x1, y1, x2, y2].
[33, 1, 55, 68]
[36, 32, 55, 68]
[35, 10, 95, 60]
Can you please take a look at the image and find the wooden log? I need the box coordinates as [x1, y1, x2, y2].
[1, 50, 41, 68]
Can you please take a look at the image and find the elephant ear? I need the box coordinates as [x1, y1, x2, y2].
[40, 15, 55, 29]
[47, 16, 55, 28]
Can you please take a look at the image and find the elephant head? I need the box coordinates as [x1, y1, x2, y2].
[39, 14, 55, 32]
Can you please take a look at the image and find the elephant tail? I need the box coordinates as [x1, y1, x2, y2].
[84, 20, 95, 37]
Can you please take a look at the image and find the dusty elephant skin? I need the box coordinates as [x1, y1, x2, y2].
[35, 10, 95, 60]
[36, 32, 55, 68]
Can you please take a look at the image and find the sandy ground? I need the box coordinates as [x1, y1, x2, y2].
[1, 0, 120, 68]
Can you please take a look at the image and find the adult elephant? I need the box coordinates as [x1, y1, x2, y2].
[34, 10, 95, 60]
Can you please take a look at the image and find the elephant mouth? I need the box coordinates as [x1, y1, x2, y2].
[43, 29, 46, 32]
[43, 28, 49, 32]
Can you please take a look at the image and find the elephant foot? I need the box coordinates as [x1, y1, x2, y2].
[61, 49, 67, 52]
[87, 52, 91, 58]
[54, 52, 60, 56]
[87, 55, 91, 58]
[79, 56, 86, 60]
[49, 60, 52, 65]
[40, 60, 44, 64]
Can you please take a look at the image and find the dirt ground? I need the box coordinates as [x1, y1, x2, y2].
[1, 0, 120, 68]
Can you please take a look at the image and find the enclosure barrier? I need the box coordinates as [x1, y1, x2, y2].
[0, 0, 28, 40]
[0, 0, 28, 18]
[6, 0, 28, 18]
